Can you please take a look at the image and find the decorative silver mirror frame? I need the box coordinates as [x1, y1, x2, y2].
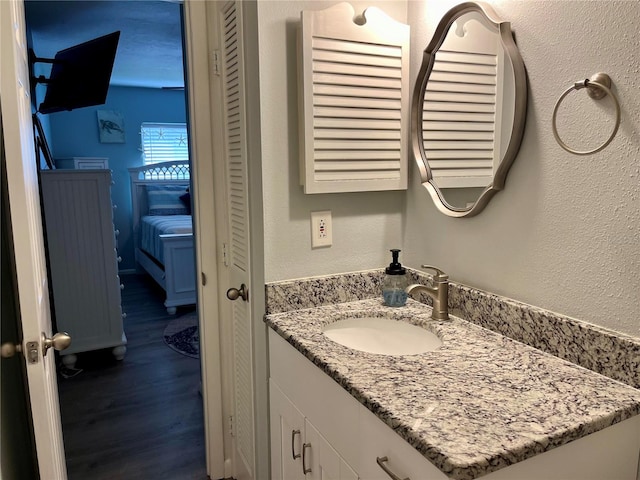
[411, 2, 527, 217]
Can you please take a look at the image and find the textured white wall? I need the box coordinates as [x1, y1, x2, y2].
[257, 1, 409, 282]
[405, 0, 640, 337]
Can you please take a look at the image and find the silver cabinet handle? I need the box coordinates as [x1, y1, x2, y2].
[376, 456, 409, 480]
[302, 443, 312, 474]
[291, 429, 301, 459]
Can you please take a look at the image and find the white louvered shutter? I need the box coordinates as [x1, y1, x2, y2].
[423, 11, 510, 188]
[221, 1, 255, 477]
[299, 3, 409, 193]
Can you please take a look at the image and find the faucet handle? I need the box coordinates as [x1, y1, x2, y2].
[420, 265, 448, 282]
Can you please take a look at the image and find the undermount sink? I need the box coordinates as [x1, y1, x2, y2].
[322, 317, 442, 355]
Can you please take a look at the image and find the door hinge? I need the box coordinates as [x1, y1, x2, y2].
[201, 272, 207, 286]
[229, 415, 235, 437]
[222, 243, 229, 267]
[212, 50, 221, 76]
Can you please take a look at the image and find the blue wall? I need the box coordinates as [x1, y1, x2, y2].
[48, 85, 187, 271]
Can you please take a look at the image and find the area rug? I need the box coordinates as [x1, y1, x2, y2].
[163, 313, 199, 358]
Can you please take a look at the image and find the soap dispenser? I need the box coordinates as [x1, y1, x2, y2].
[382, 249, 408, 307]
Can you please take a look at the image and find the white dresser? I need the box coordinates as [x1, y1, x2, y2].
[40, 169, 126, 367]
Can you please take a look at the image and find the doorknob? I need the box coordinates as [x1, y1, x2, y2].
[2, 332, 71, 362]
[1, 342, 22, 358]
[42, 332, 71, 356]
[226, 283, 248, 302]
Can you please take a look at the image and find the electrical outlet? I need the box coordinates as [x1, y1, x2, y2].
[311, 210, 332, 248]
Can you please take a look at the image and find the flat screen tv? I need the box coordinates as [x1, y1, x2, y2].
[36, 31, 120, 115]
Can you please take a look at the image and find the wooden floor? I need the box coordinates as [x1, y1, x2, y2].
[57, 274, 209, 480]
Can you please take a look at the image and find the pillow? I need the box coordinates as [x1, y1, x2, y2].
[179, 192, 191, 215]
[146, 185, 189, 215]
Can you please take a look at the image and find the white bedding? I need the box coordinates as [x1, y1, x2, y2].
[140, 215, 193, 264]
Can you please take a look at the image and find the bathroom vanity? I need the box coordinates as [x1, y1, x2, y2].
[266, 298, 640, 480]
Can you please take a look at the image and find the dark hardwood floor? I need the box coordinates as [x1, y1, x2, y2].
[57, 273, 208, 480]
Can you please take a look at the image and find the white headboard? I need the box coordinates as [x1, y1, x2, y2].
[128, 161, 191, 245]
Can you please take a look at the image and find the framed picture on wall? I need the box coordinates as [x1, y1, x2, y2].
[97, 110, 125, 143]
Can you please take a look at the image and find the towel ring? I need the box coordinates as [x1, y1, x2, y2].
[552, 73, 620, 155]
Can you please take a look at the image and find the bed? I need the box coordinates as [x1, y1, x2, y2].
[129, 161, 196, 314]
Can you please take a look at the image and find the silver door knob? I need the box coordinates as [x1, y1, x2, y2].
[2, 332, 71, 360]
[226, 284, 248, 302]
[1, 342, 22, 358]
[42, 332, 71, 356]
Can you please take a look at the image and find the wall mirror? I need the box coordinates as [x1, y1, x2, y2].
[411, 2, 527, 217]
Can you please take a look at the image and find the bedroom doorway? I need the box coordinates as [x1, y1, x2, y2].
[24, 1, 213, 478]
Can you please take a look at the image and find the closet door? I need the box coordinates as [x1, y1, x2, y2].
[218, 2, 256, 479]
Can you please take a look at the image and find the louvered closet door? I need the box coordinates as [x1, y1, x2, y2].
[220, 2, 255, 479]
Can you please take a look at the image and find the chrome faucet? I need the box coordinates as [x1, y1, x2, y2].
[406, 265, 449, 321]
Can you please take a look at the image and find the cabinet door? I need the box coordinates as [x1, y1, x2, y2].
[305, 420, 358, 480]
[270, 380, 305, 480]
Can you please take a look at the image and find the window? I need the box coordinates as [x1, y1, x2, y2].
[140, 122, 189, 165]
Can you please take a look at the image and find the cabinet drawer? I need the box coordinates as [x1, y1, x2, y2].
[357, 405, 446, 480]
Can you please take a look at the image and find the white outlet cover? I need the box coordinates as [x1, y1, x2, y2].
[311, 210, 332, 248]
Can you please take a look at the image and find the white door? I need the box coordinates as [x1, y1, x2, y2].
[0, 0, 67, 478]
[217, 2, 256, 479]
[181, 2, 228, 479]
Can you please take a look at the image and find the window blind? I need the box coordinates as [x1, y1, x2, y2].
[140, 123, 189, 165]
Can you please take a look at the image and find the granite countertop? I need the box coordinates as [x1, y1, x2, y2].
[264, 298, 640, 480]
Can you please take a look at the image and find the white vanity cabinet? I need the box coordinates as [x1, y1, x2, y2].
[40, 169, 127, 367]
[270, 380, 358, 480]
[269, 330, 640, 480]
[269, 330, 440, 480]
